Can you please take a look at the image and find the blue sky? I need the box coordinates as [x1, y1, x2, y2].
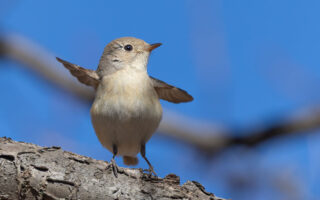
[1, 1, 320, 199]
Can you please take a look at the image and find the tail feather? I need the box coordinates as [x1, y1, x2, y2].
[123, 156, 138, 166]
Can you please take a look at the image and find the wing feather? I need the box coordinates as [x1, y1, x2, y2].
[56, 57, 100, 89]
[150, 76, 193, 103]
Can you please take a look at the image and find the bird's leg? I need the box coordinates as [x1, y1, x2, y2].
[111, 144, 119, 178]
[141, 143, 157, 177]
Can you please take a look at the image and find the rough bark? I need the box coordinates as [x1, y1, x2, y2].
[0, 137, 226, 200]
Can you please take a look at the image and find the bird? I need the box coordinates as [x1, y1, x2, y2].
[56, 37, 193, 177]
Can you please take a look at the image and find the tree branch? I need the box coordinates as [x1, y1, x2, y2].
[0, 137, 226, 200]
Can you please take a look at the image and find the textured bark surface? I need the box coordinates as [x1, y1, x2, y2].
[0, 137, 226, 200]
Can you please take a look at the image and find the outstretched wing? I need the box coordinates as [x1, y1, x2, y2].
[150, 76, 193, 103]
[56, 57, 100, 89]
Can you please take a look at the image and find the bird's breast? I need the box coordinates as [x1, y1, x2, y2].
[91, 69, 162, 120]
[90, 69, 162, 156]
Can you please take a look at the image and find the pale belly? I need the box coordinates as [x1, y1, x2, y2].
[90, 72, 162, 156]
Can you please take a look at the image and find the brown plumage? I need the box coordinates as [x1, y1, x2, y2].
[56, 37, 193, 177]
[123, 156, 139, 166]
[56, 58, 193, 103]
[150, 76, 194, 103]
[56, 57, 100, 89]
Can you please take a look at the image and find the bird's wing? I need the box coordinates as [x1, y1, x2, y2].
[56, 57, 100, 89]
[150, 76, 193, 103]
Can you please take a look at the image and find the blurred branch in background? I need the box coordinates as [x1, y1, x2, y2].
[0, 33, 94, 101]
[1, 33, 320, 156]
[161, 107, 320, 154]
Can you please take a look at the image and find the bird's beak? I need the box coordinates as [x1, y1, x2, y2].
[147, 43, 162, 52]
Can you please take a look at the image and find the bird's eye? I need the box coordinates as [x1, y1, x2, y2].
[124, 44, 133, 51]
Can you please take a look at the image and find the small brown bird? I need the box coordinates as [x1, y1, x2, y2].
[57, 37, 193, 177]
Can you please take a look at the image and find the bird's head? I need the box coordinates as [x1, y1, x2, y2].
[98, 37, 161, 75]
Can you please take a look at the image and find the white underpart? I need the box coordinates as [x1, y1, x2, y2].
[90, 67, 162, 157]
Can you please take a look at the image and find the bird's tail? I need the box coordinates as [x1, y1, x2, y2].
[123, 156, 139, 166]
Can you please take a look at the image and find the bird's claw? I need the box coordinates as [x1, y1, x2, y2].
[143, 166, 157, 177]
[111, 158, 119, 178]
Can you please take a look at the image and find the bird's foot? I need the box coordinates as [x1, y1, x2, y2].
[110, 158, 119, 178]
[142, 166, 157, 177]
